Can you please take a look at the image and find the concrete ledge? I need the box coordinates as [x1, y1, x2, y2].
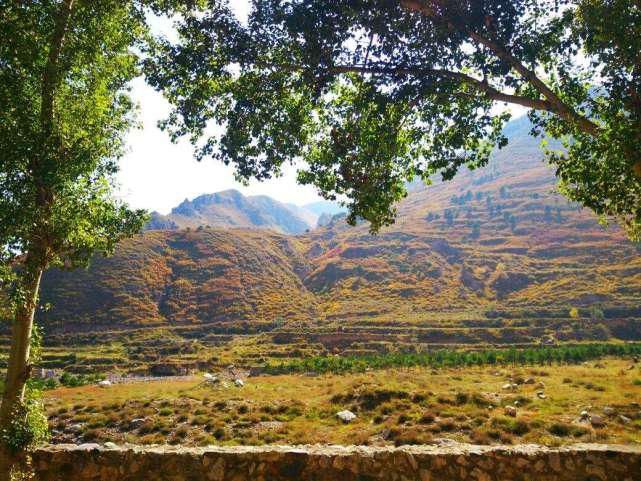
[32, 443, 641, 481]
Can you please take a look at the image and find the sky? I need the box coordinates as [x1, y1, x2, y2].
[116, 2, 324, 215]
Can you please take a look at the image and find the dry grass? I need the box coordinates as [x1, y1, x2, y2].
[44, 358, 641, 447]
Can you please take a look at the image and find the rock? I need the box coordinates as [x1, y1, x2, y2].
[523, 377, 535, 385]
[536, 381, 545, 389]
[580, 410, 590, 420]
[67, 424, 83, 434]
[97, 380, 112, 387]
[234, 378, 245, 387]
[103, 442, 118, 449]
[337, 410, 357, 423]
[603, 406, 616, 416]
[203, 373, 219, 384]
[619, 415, 632, 425]
[502, 383, 518, 391]
[536, 391, 546, 399]
[77, 443, 101, 451]
[504, 406, 517, 417]
[590, 415, 606, 427]
[129, 418, 147, 429]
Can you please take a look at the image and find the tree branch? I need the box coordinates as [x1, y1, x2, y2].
[327, 64, 553, 111]
[400, 0, 601, 136]
[41, 0, 75, 136]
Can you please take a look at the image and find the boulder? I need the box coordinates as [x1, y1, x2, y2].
[97, 380, 111, 387]
[129, 418, 147, 429]
[234, 378, 245, 387]
[337, 410, 357, 423]
[590, 415, 606, 427]
[619, 415, 632, 425]
[67, 424, 83, 434]
[536, 391, 547, 399]
[504, 406, 517, 417]
[603, 406, 616, 417]
[580, 410, 590, 420]
[523, 377, 535, 385]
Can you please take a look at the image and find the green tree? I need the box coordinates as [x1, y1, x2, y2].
[145, 0, 641, 237]
[0, 0, 192, 462]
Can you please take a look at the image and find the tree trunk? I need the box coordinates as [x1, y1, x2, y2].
[0, 263, 44, 428]
[0, 261, 44, 479]
[1, 2, 74, 475]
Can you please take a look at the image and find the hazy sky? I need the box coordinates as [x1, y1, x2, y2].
[116, 2, 324, 214]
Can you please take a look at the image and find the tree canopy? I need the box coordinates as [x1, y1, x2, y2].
[146, 0, 641, 236]
[0, 0, 149, 282]
[0, 0, 192, 456]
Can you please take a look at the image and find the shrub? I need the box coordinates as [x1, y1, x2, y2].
[418, 412, 436, 424]
[492, 417, 530, 436]
[0, 392, 49, 453]
[548, 422, 572, 437]
[455, 392, 469, 405]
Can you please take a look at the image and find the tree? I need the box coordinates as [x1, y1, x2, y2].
[145, 0, 641, 237]
[0, 0, 193, 464]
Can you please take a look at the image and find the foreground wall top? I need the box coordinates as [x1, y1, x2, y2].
[32, 442, 641, 481]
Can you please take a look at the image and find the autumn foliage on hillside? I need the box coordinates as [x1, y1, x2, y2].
[30, 118, 641, 349]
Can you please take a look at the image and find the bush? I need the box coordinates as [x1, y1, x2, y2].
[548, 422, 572, 437]
[0, 393, 49, 453]
[491, 417, 529, 436]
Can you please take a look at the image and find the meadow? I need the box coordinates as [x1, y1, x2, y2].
[44, 357, 641, 448]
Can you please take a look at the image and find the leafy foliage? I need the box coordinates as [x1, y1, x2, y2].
[0, 392, 49, 454]
[145, 0, 641, 236]
[0, 1, 149, 279]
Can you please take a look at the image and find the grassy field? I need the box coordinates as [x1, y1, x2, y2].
[44, 358, 641, 447]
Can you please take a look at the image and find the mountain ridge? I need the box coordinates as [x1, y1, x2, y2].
[34, 116, 641, 345]
[145, 189, 345, 234]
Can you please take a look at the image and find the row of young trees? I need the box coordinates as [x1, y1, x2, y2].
[263, 343, 641, 375]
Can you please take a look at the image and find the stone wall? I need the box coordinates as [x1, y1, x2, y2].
[32, 443, 641, 481]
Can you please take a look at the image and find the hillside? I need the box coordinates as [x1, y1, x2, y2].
[13, 116, 640, 373]
[146, 189, 316, 234]
[38, 229, 318, 332]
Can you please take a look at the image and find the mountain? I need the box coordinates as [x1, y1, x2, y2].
[27, 116, 641, 358]
[146, 189, 313, 235]
[302, 200, 346, 218]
